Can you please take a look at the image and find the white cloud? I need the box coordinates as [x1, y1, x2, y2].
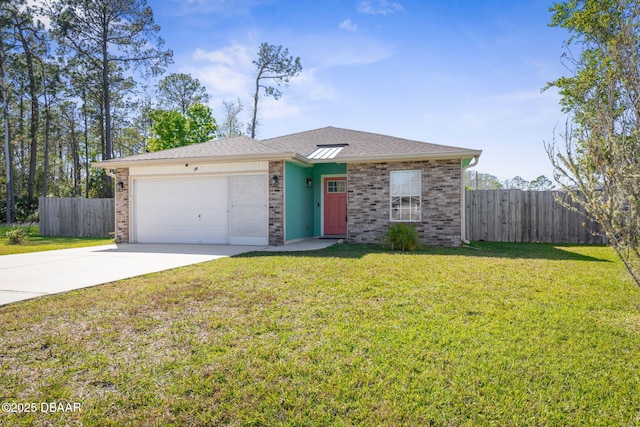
[339, 19, 358, 32]
[256, 67, 340, 126]
[358, 0, 404, 15]
[193, 45, 252, 68]
[301, 35, 393, 68]
[174, 29, 395, 137]
[290, 68, 336, 101]
[259, 97, 306, 121]
[24, 0, 52, 29]
[182, 42, 339, 132]
[188, 45, 254, 100]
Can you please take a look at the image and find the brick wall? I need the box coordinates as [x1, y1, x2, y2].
[268, 161, 285, 245]
[114, 168, 130, 243]
[347, 160, 462, 247]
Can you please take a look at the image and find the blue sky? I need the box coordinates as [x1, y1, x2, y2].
[151, 0, 570, 182]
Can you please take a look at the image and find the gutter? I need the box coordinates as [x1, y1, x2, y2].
[92, 149, 484, 169]
[461, 155, 479, 245]
[92, 152, 306, 169]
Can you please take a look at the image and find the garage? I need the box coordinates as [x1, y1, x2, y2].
[132, 174, 268, 245]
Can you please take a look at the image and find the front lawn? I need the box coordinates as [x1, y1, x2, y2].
[1, 243, 639, 426]
[0, 225, 113, 255]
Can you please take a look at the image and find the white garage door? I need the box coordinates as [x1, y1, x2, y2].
[133, 176, 229, 244]
[230, 175, 268, 245]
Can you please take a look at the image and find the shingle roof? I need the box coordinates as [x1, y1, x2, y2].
[263, 127, 480, 163]
[95, 135, 292, 166]
[95, 126, 480, 167]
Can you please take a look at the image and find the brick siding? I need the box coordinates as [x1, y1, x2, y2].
[114, 168, 130, 243]
[112, 160, 460, 247]
[347, 160, 462, 247]
[268, 161, 285, 245]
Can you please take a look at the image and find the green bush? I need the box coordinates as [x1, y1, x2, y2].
[382, 223, 421, 251]
[6, 227, 29, 245]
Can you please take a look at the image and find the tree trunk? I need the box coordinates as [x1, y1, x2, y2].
[69, 115, 81, 195]
[42, 106, 50, 197]
[17, 25, 40, 209]
[251, 77, 260, 138]
[100, 13, 113, 195]
[102, 33, 112, 160]
[1, 61, 14, 223]
[83, 88, 89, 198]
[17, 92, 25, 179]
[3, 106, 14, 224]
[99, 102, 105, 159]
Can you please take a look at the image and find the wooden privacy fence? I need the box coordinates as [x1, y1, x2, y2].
[38, 193, 606, 243]
[39, 197, 114, 238]
[465, 190, 607, 244]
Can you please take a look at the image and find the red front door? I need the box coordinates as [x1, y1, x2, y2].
[324, 177, 347, 235]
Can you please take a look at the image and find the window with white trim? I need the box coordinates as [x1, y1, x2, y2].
[390, 170, 421, 221]
[327, 180, 346, 193]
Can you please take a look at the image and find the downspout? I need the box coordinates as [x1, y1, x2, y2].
[461, 156, 479, 245]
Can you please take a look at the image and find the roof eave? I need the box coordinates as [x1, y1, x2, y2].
[92, 152, 304, 169]
[92, 150, 482, 168]
[308, 150, 482, 164]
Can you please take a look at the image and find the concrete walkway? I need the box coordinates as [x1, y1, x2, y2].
[0, 238, 336, 307]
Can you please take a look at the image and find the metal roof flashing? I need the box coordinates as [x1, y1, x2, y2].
[308, 146, 345, 160]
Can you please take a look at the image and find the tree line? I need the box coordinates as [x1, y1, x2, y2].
[465, 171, 555, 191]
[1, 0, 301, 223]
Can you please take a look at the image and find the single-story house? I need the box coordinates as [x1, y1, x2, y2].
[94, 126, 481, 247]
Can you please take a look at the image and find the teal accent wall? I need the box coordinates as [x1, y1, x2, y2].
[285, 162, 347, 240]
[285, 162, 314, 240]
[312, 163, 347, 235]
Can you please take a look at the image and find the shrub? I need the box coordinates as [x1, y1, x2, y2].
[382, 223, 421, 251]
[6, 227, 29, 245]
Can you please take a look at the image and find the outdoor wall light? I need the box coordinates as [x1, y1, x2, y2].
[306, 178, 313, 188]
[271, 175, 280, 187]
[116, 182, 124, 192]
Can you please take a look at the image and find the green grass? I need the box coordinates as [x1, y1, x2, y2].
[1, 242, 639, 426]
[0, 225, 113, 255]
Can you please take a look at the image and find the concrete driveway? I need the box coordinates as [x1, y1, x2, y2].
[0, 239, 337, 307]
[0, 243, 260, 306]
